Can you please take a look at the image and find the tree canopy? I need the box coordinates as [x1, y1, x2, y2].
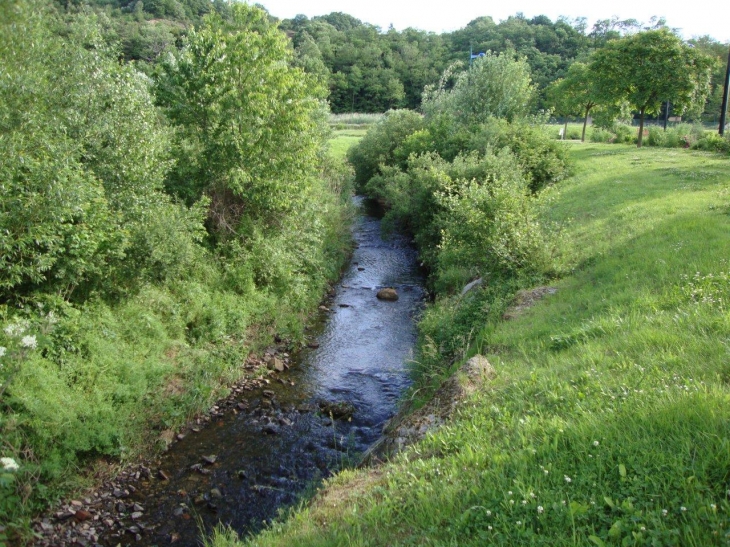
[590, 29, 714, 146]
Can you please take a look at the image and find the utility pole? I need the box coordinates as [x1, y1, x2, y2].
[719, 44, 730, 136]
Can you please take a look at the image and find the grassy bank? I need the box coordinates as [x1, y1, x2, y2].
[211, 144, 730, 546]
[329, 129, 369, 160]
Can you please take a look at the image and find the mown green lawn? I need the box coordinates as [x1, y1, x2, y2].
[212, 144, 730, 547]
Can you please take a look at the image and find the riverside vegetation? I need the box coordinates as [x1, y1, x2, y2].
[0, 2, 354, 542]
[209, 56, 730, 546]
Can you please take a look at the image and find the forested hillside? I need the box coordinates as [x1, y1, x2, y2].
[54, 0, 729, 120]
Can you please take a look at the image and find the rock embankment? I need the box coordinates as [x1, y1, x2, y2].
[361, 354, 496, 464]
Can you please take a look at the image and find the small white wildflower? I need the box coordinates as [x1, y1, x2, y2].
[510, 499, 514, 505]
[537, 505, 544, 514]
[1, 457, 19, 472]
[681, 506, 687, 512]
[508, 491, 513, 496]
[640, 526, 646, 531]
[593, 440, 599, 447]
[20, 335, 37, 349]
[543, 469, 549, 475]
[562, 500, 566, 505]
[662, 509, 668, 516]
[522, 500, 527, 505]
[516, 521, 522, 526]
[4, 323, 26, 337]
[564, 475, 572, 483]
[0, 346, 6, 357]
[529, 492, 536, 499]
[486, 510, 491, 516]
[711, 504, 716, 510]
[487, 526, 492, 531]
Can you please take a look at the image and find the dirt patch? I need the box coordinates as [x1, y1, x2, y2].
[361, 355, 495, 464]
[502, 286, 557, 321]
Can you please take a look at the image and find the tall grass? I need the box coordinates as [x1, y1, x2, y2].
[328, 113, 385, 128]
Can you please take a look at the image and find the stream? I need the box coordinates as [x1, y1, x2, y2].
[99, 198, 426, 546]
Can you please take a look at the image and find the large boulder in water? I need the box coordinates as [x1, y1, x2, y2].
[376, 288, 398, 301]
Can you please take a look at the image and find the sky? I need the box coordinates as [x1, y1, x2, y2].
[254, 0, 730, 43]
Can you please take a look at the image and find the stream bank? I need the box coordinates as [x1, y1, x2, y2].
[33, 198, 425, 547]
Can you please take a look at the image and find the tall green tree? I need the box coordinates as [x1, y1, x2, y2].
[545, 62, 600, 141]
[155, 4, 328, 237]
[590, 29, 713, 147]
[422, 52, 534, 126]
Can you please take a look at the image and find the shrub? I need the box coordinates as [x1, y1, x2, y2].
[612, 123, 637, 144]
[346, 109, 424, 189]
[693, 132, 730, 153]
[470, 119, 572, 193]
[590, 128, 615, 143]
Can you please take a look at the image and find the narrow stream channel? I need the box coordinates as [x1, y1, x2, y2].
[100, 198, 425, 546]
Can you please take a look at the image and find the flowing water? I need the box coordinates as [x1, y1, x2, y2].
[100, 198, 425, 546]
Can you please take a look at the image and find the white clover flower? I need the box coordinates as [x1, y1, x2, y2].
[487, 526, 492, 531]
[508, 491, 513, 496]
[593, 440, 599, 447]
[486, 510, 492, 516]
[564, 475, 572, 483]
[0, 346, 6, 357]
[662, 509, 668, 516]
[543, 469, 549, 475]
[516, 521, 522, 526]
[681, 506, 687, 512]
[711, 504, 716, 510]
[1, 457, 19, 472]
[522, 500, 527, 505]
[640, 526, 646, 531]
[537, 506, 544, 514]
[20, 335, 37, 349]
[510, 499, 514, 505]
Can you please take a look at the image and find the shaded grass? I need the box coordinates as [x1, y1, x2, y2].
[213, 144, 730, 546]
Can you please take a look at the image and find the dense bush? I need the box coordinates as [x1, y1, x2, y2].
[469, 119, 572, 192]
[346, 109, 424, 189]
[693, 132, 730, 153]
[422, 53, 534, 125]
[367, 150, 553, 293]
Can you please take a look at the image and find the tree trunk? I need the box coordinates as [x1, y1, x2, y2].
[582, 105, 592, 142]
[563, 120, 568, 140]
[637, 108, 645, 148]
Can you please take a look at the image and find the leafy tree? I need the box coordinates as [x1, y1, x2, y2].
[155, 4, 328, 236]
[590, 29, 713, 147]
[545, 62, 600, 141]
[422, 52, 534, 125]
[0, 2, 204, 302]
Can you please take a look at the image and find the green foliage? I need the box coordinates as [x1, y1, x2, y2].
[423, 52, 534, 125]
[156, 4, 328, 227]
[346, 109, 424, 189]
[0, 0, 205, 303]
[693, 132, 730, 153]
[590, 30, 714, 146]
[469, 119, 572, 192]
